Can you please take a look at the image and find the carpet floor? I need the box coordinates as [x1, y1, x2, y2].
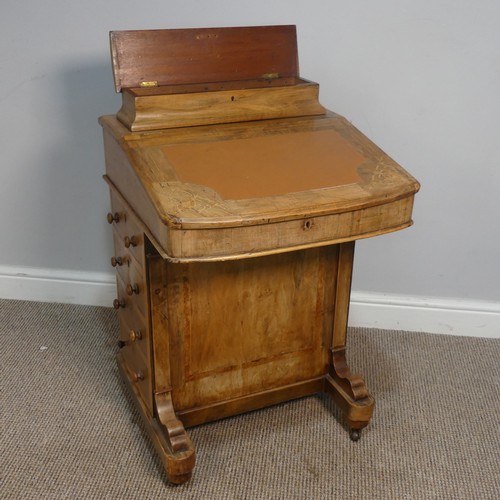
[1, 299, 499, 499]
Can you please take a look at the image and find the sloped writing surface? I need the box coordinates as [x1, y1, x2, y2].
[163, 129, 363, 200]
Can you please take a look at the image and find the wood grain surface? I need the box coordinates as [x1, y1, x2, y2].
[101, 111, 419, 261]
[110, 25, 298, 92]
[117, 80, 325, 131]
[102, 25, 419, 484]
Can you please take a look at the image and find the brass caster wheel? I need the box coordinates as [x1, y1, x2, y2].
[349, 428, 361, 442]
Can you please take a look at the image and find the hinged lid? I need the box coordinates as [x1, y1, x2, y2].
[110, 25, 299, 92]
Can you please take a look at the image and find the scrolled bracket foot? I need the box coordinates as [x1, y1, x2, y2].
[330, 348, 369, 401]
[117, 354, 195, 484]
[155, 392, 191, 453]
[324, 349, 375, 438]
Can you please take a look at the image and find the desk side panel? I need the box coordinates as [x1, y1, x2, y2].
[101, 125, 173, 257]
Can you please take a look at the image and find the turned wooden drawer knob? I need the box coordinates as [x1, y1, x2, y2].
[126, 283, 139, 296]
[113, 299, 125, 309]
[124, 235, 138, 248]
[107, 212, 120, 224]
[129, 330, 142, 342]
[111, 256, 123, 267]
[133, 370, 144, 382]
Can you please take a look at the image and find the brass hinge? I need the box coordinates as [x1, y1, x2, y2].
[140, 80, 158, 87]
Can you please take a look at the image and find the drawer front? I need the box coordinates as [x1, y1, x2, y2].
[107, 194, 153, 413]
[119, 334, 153, 413]
[115, 273, 148, 336]
[116, 289, 151, 365]
[116, 277, 153, 413]
[113, 253, 148, 315]
[108, 190, 146, 267]
[111, 227, 132, 284]
[126, 257, 149, 316]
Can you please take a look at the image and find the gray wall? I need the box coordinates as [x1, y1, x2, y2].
[1, 1, 499, 302]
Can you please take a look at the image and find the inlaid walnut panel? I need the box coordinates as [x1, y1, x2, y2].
[159, 247, 336, 410]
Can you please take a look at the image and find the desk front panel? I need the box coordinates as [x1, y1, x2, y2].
[153, 245, 338, 411]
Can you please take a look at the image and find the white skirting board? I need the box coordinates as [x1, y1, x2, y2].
[0, 265, 116, 309]
[0, 265, 499, 338]
[349, 292, 500, 338]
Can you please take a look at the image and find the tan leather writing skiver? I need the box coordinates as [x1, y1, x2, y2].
[100, 25, 420, 483]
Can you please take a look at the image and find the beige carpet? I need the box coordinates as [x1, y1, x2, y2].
[1, 299, 499, 499]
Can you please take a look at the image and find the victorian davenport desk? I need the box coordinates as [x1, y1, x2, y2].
[100, 26, 419, 484]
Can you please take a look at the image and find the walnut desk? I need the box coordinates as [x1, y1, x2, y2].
[99, 26, 420, 484]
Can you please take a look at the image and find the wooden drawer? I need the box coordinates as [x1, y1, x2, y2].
[126, 257, 148, 315]
[119, 335, 153, 413]
[108, 190, 146, 267]
[110, 227, 132, 283]
[110, 209, 152, 416]
[115, 277, 153, 413]
[117, 299, 151, 364]
[115, 272, 148, 323]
